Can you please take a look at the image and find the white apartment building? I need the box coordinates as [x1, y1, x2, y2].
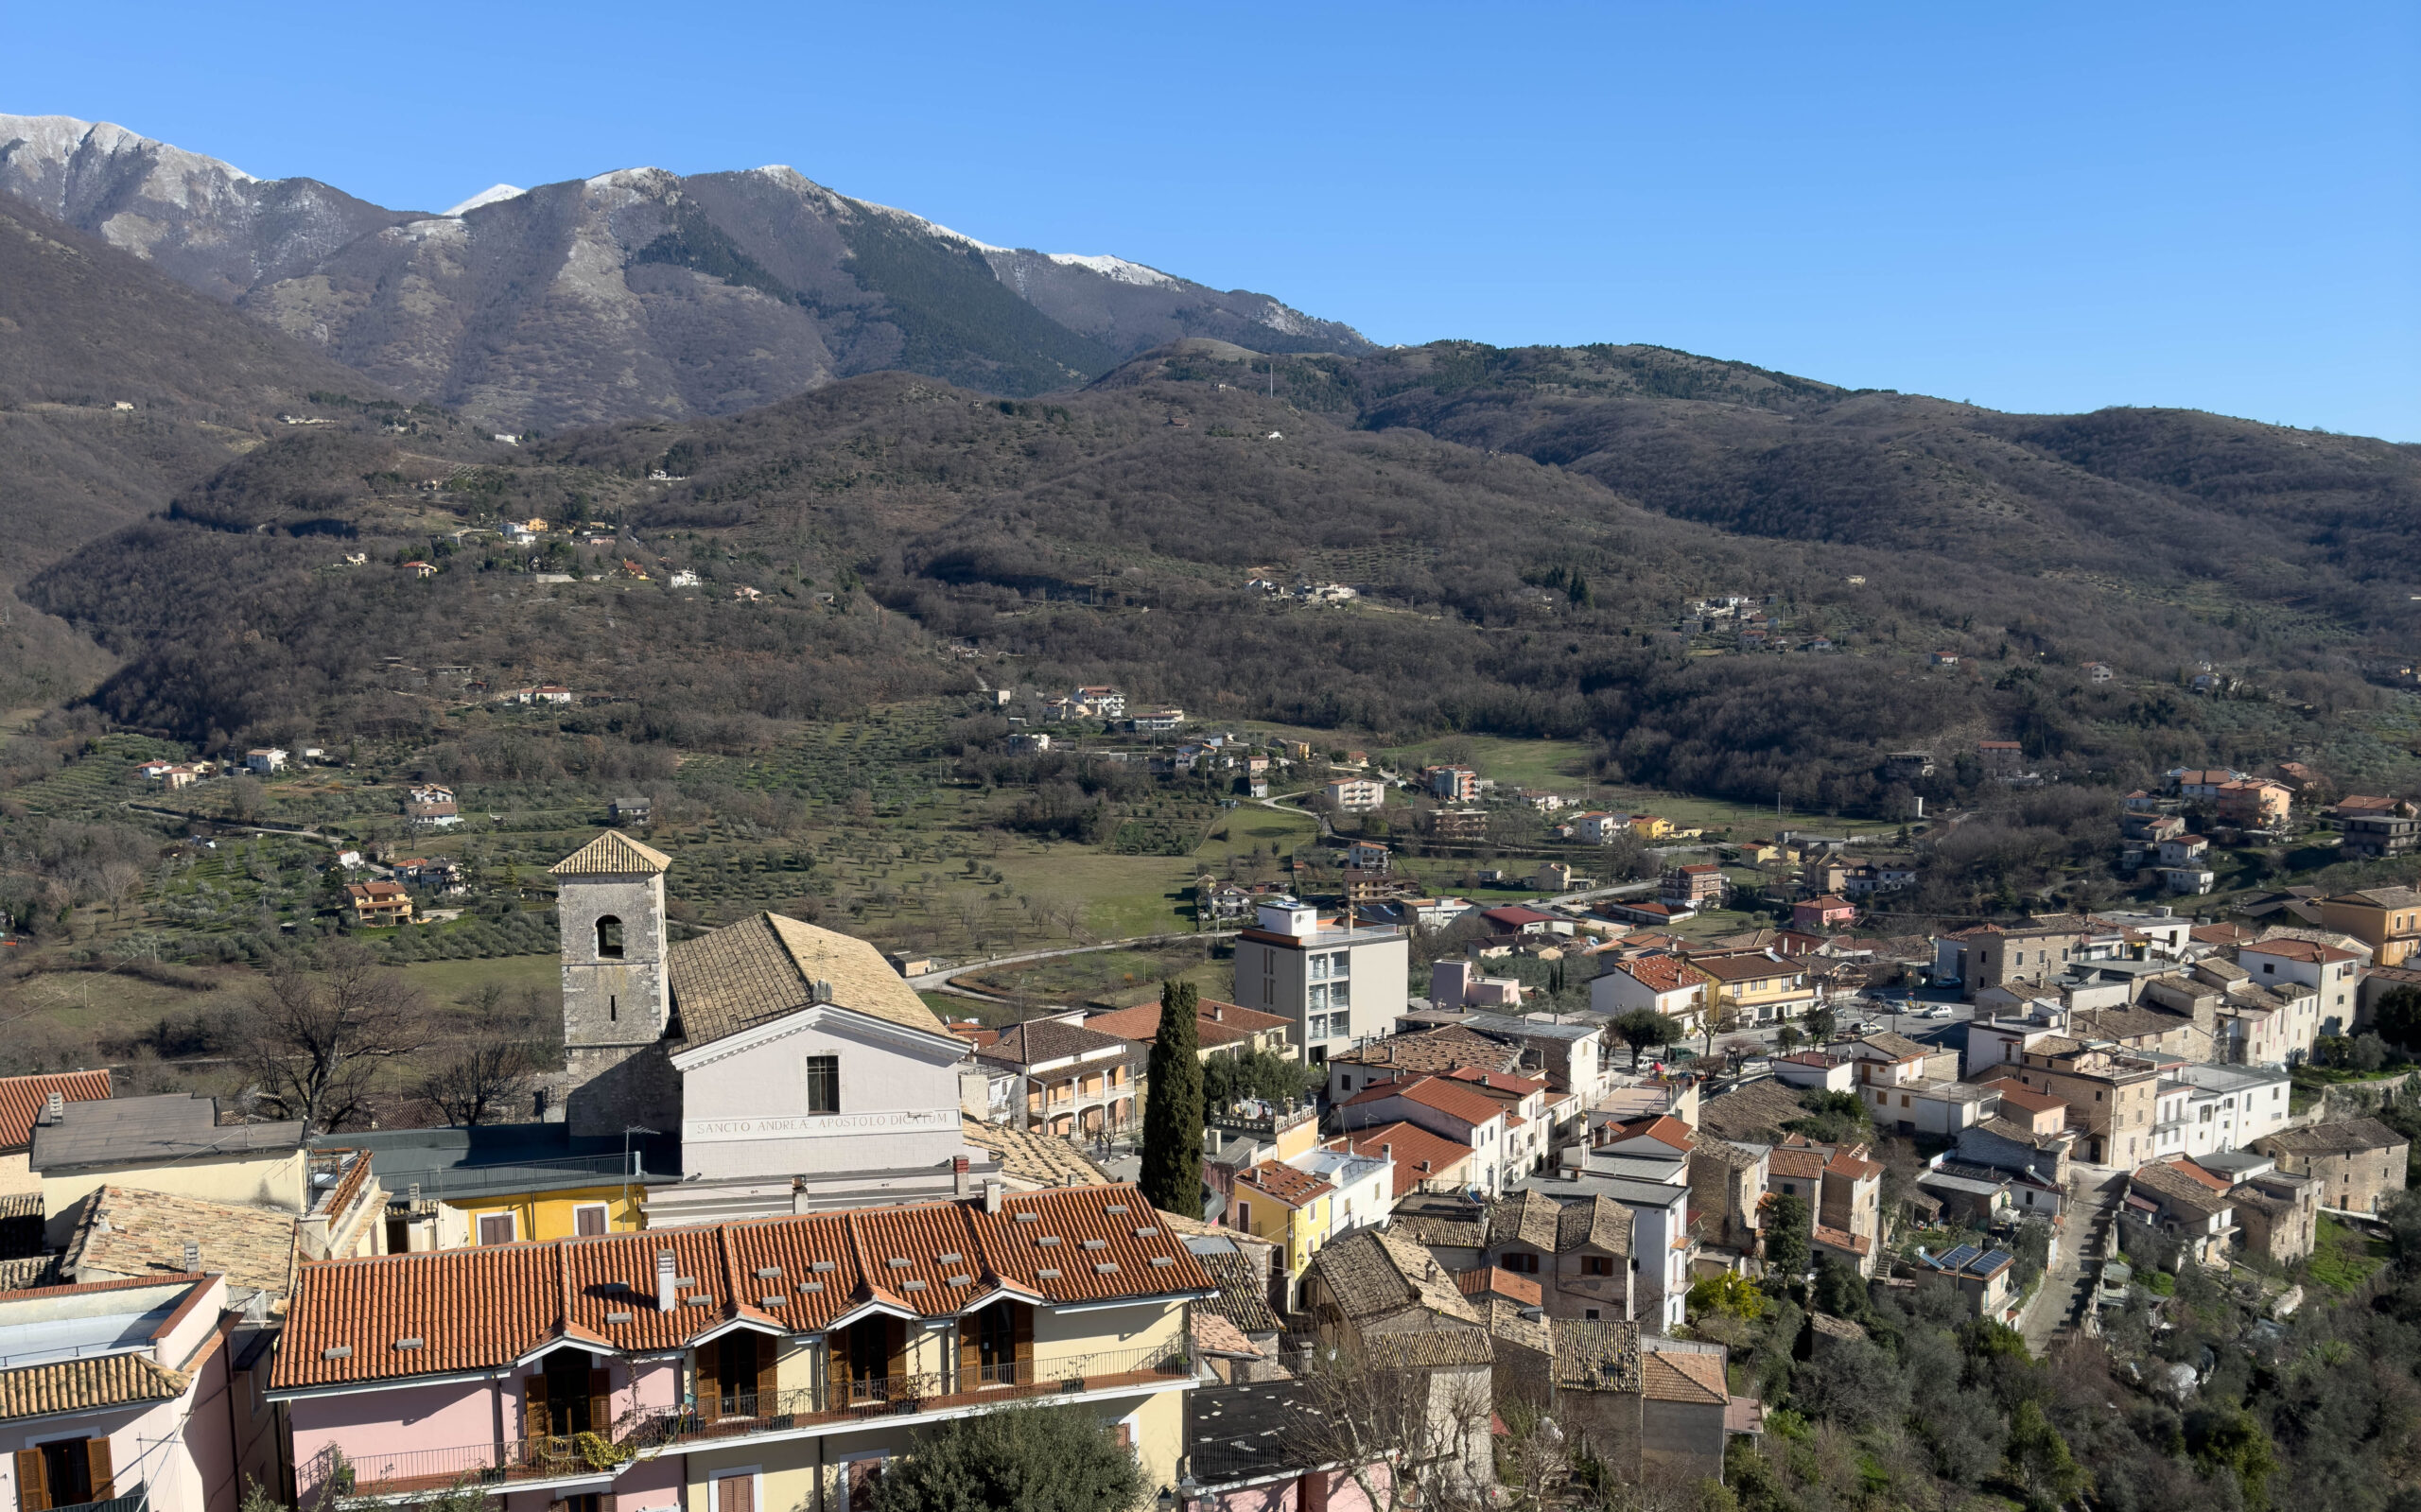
[2237, 939, 2365, 1036]
[1325, 778, 1386, 812]
[1232, 898, 1410, 1064]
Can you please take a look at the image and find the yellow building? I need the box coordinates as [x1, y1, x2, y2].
[1629, 814, 1676, 839]
[2318, 887, 2421, 967]
[1687, 951, 1820, 1026]
[1231, 1158, 1334, 1300]
[334, 1124, 666, 1251]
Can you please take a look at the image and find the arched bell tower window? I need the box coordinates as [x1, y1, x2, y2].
[596, 916, 624, 959]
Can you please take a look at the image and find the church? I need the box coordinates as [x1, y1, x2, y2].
[547, 830, 1010, 1223]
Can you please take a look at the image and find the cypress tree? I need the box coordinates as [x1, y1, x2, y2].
[1139, 979, 1204, 1215]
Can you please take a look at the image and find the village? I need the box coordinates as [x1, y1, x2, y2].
[6, 718, 2420, 1512]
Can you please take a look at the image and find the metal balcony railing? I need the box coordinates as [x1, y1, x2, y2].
[300, 1343, 1194, 1501]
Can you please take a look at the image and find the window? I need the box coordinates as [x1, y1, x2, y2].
[1309, 983, 1329, 1013]
[1583, 1308, 1602, 1320]
[21, 1437, 109, 1509]
[478, 1212, 516, 1245]
[1310, 954, 1330, 982]
[1582, 1256, 1613, 1277]
[804, 1054, 840, 1114]
[574, 1204, 608, 1237]
[596, 915, 624, 959]
[1501, 1252, 1541, 1274]
[1329, 951, 1351, 980]
[1236, 1202, 1253, 1230]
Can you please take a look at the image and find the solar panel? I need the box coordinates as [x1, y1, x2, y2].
[1936, 1243, 1981, 1272]
[1976, 1249, 2014, 1274]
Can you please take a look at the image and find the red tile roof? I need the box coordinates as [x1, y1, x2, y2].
[1343, 1075, 1509, 1129]
[1084, 999, 1292, 1049]
[0, 1069, 111, 1154]
[1236, 1161, 1334, 1208]
[1617, 956, 1712, 994]
[1606, 1115, 1695, 1154]
[1440, 1067, 1545, 1098]
[1328, 1122, 1472, 1197]
[271, 1184, 1208, 1392]
[1977, 1078, 2067, 1118]
[1454, 1267, 1543, 1308]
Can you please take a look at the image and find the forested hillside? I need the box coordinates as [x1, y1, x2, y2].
[25, 338, 2418, 818]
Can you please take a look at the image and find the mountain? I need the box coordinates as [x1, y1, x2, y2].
[0, 189, 400, 704]
[0, 115, 1368, 431]
[30, 335, 2421, 816]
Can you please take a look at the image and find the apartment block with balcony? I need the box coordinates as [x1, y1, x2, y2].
[269, 1184, 1210, 1512]
[1230, 900, 1407, 1066]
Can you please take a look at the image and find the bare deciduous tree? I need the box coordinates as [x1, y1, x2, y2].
[238, 943, 428, 1132]
[413, 1037, 543, 1126]
[1290, 1341, 1496, 1512]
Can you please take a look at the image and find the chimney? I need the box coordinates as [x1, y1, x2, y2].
[655, 1250, 679, 1312]
[1380, 1143, 1392, 1159]
[183, 1243, 200, 1273]
[1210, 1004, 1224, 1022]
[42, 1091, 63, 1124]
[984, 1179, 1006, 1215]
[952, 1156, 971, 1197]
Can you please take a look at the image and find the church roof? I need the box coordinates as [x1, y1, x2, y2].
[669, 912, 949, 1047]
[549, 830, 673, 876]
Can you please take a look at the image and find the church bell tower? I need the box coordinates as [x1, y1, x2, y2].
[550, 830, 673, 1107]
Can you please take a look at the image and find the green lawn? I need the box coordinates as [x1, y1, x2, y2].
[2309, 1216, 2390, 1294]
[399, 953, 562, 1011]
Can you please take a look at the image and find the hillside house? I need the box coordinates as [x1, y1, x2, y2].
[1571, 811, 1630, 845]
[2254, 1118, 2410, 1214]
[1429, 808, 1489, 840]
[2216, 779, 2293, 829]
[975, 1018, 1140, 1138]
[2082, 661, 2115, 682]
[345, 880, 413, 927]
[244, 747, 287, 773]
[1424, 766, 1481, 801]
[1792, 895, 1855, 931]
[1325, 778, 1385, 812]
[1660, 862, 1725, 909]
[1689, 951, 1817, 1026]
[1590, 957, 1712, 1035]
[1977, 740, 2024, 773]
[1071, 685, 1126, 717]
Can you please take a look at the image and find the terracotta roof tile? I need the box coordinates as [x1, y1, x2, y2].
[1329, 1122, 1472, 1198]
[0, 1351, 188, 1419]
[668, 912, 948, 1047]
[957, 1119, 1110, 1190]
[62, 1185, 301, 1307]
[1641, 1348, 1729, 1404]
[549, 829, 672, 876]
[1236, 1161, 1333, 1208]
[1454, 1267, 1542, 1308]
[1344, 1075, 1507, 1129]
[0, 1069, 111, 1154]
[274, 1184, 1209, 1391]
[1616, 956, 1713, 994]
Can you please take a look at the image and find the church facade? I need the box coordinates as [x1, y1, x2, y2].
[549, 831, 1003, 1223]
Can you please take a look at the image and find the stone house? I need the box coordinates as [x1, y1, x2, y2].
[2254, 1118, 2411, 1214]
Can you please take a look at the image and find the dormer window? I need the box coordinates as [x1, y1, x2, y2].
[596, 916, 625, 959]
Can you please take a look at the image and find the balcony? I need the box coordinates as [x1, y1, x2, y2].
[305, 1342, 1195, 1503]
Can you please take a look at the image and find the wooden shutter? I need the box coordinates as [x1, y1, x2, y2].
[85, 1440, 113, 1502]
[524, 1373, 549, 1441]
[755, 1335, 777, 1414]
[16, 1449, 48, 1512]
[1010, 1303, 1033, 1369]
[693, 1342, 720, 1416]
[826, 1328, 848, 1396]
[886, 1320, 908, 1382]
[957, 1320, 978, 1389]
[587, 1368, 612, 1435]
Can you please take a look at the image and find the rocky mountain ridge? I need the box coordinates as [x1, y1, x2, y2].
[0, 113, 1367, 430]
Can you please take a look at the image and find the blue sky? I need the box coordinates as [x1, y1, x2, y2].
[8, 1, 2416, 439]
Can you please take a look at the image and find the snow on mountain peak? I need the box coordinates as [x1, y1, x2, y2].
[443, 183, 524, 217]
[1045, 252, 1179, 288]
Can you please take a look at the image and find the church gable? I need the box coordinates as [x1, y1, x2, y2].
[668, 912, 946, 1048]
